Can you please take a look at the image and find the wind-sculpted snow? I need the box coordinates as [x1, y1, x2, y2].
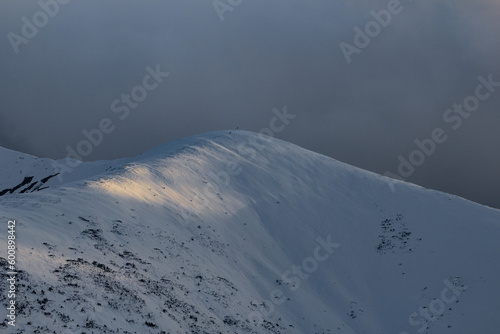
[0, 130, 499, 333]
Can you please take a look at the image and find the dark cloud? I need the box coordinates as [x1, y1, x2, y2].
[1, 0, 499, 208]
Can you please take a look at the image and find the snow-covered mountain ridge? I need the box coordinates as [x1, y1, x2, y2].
[0, 130, 499, 333]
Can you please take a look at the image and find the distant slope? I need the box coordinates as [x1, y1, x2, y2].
[0, 130, 499, 334]
[0, 146, 120, 197]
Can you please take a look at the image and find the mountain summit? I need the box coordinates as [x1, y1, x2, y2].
[0, 130, 499, 333]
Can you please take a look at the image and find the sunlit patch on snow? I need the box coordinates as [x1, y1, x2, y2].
[90, 164, 200, 212]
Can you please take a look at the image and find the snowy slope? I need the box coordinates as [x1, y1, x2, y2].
[0, 146, 124, 197]
[0, 130, 499, 334]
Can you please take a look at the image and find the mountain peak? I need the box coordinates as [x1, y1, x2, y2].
[0, 131, 499, 333]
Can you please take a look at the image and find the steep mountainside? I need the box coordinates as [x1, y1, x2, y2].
[0, 130, 499, 334]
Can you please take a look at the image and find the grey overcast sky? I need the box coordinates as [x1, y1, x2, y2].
[1, 0, 499, 209]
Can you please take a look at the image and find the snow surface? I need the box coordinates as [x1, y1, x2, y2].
[0, 130, 499, 333]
